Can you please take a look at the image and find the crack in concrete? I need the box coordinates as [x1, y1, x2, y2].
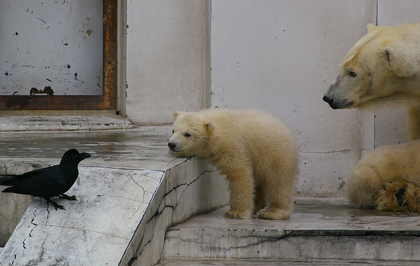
[50, 206, 92, 244]
[128, 169, 214, 265]
[128, 174, 146, 202]
[301, 149, 355, 154]
[127, 175, 146, 223]
[147, 170, 213, 224]
[23, 209, 39, 249]
[211, 233, 290, 253]
[166, 157, 193, 169]
[45, 224, 129, 241]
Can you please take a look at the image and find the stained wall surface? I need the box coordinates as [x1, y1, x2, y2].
[373, 0, 420, 147]
[125, 0, 420, 196]
[0, 1, 103, 96]
[210, 0, 376, 196]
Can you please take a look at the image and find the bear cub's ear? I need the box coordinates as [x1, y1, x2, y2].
[205, 120, 214, 131]
[173, 111, 183, 120]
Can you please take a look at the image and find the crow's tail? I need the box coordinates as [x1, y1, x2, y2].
[0, 176, 20, 186]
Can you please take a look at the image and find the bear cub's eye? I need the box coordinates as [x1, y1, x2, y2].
[184, 132, 191, 138]
[348, 71, 357, 78]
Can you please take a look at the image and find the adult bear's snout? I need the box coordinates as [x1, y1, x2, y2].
[323, 94, 334, 107]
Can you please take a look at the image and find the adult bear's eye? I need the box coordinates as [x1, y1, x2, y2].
[184, 132, 191, 137]
[348, 71, 357, 77]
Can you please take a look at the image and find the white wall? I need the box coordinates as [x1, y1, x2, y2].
[373, 0, 420, 147]
[211, 0, 376, 196]
[125, 0, 210, 125]
[124, 0, 420, 196]
[0, 1, 103, 96]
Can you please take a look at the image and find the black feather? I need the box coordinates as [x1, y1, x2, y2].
[0, 149, 91, 210]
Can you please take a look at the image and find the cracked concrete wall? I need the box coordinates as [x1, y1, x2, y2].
[0, 193, 31, 246]
[0, 163, 45, 246]
[120, 158, 229, 266]
[0, 156, 228, 265]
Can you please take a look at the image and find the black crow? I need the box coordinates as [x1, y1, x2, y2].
[0, 149, 91, 210]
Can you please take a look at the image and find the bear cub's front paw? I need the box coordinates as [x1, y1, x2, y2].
[224, 209, 252, 219]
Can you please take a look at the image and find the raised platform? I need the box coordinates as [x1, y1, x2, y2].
[0, 126, 229, 266]
[159, 197, 420, 265]
[1, 126, 420, 265]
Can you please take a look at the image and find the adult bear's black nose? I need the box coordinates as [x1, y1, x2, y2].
[168, 142, 177, 150]
[323, 94, 334, 106]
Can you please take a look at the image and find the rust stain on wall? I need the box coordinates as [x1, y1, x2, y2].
[102, 0, 117, 110]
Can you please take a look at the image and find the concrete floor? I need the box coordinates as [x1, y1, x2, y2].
[2, 124, 420, 265]
[169, 197, 420, 232]
[0, 125, 229, 266]
[159, 198, 420, 265]
[0, 126, 177, 171]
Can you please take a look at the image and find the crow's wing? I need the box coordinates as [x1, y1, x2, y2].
[2, 166, 69, 198]
[0, 166, 55, 186]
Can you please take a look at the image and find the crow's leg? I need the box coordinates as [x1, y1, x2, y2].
[59, 194, 77, 201]
[45, 198, 65, 210]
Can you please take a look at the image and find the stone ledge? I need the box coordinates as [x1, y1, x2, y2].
[162, 198, 420, 262]
[155, 258, 420, 266]
[0, 127, 229, 266]
[0, 115, 133, 131]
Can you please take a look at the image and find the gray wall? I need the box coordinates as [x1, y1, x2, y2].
[124, 0, 420, 196]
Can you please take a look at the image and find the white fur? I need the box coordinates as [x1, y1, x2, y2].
[168, 108, 298, 220]
[348, 140, 420, 209]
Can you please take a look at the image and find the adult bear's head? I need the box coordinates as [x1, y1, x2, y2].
[323, 23, 420, 110]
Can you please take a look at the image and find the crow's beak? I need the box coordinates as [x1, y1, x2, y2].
[80, 153, 92, 160]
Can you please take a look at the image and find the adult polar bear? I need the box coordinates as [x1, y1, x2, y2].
[323, 22, 420, 211]
[323, 22, 420, 141]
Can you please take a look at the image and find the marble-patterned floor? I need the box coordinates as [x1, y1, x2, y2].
[0, 126, 228, 266]
[169, 197, 420, 233]
[160, 197, 420, 264]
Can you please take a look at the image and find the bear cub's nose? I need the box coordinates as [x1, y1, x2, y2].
[168, 142, 177, 150]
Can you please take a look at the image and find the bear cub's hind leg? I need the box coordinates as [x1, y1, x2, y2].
[257, 178, 293, 220]
[259, 207, 292, 220]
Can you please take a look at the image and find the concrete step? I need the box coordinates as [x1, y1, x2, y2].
[156, 258, 420, 265]
[160, 198, 420, 263]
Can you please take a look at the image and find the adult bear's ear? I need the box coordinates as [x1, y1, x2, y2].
[384, 46, 418, 77]
[205, 120, 214, 131]
[367, 23, 376, 33]
[173, 111, 182, 120]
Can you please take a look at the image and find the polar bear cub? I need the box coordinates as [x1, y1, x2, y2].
[168, 108, 298, 220]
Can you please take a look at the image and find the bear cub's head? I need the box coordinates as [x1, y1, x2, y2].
[168, 111, 213, 157]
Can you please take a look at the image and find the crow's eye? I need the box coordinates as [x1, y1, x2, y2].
[348, 71, 357, 78]
[184, 132, 191, 138]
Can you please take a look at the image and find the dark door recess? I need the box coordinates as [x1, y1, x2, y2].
[0, 0, 117, 110]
